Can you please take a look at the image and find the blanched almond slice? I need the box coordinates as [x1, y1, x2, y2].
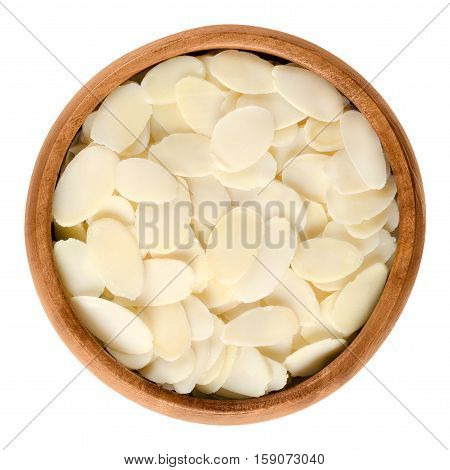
[207, 207, 263, 285]
[152, 103, 193, 134]
[187, 175, 231, 227]
[325, 263, 388, 336]
[211, 106, 274, 172]
[175, 77, 225, 136]
[198, 55, 229, 91]
[273, 65, 343, 122]
[136, 181, 192, 254]
[90, 83, 152, 153]
[366, 230, 396, 264]
[210, 50, 275, 94]
[54, 239, 105, 297]
[87, 218, 144, 300]
[88, 195, 135, 226]
[121, 120, 151, 157]
[220, 301, 261, 323]
[222, 347, 271, 397]
[221, 90, 241, 113]
[182, 296, 214, 341]
[302, 201, 328, 239]
[80, 111, 97, 144]
[265, 358, 288, 393]
[151, 133, 213, 177]
[272, 125, 298, 147]
[135, 259, 194, 307]
[284, 338, 346, 377]
[259, 336, 293, 362]
[53, 145, 119, 226]
[230, 217, 297, 302]
[340, 110, 387, 189]
[214, 152, 276, 190]
[205, 316, 226, 370]
[71, 296, 152, 354]
[384, 199, 399, 232]
[150, 115, 169, 143]
[282, 154, 330, 203]
[304, 118, 343, 152]
[139, 348, 195, 384]
[265, 268, 321, 327]
[54, 222, 86, 242]
[237, 93, 306, 129]
[115, 158, 178, 203]
[141, 55, 205, 104]
[173, 339, 211, 394]
[291, 237, 363, 283]
[107, 348, 153, 370]
[326, 175, 397, 225]
[324, 149, 369, 194]
[222, 306, 298, 346]
[142, 303, 191, 361]
[345, 203, 391, 239]
[197, 345, 238, 394]
[197, 280, 236, 310]
[322, 221, 379, 256]
[197, 347, 226, 386]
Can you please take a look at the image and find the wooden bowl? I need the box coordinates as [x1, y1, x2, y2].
[25, 25, 425, 424]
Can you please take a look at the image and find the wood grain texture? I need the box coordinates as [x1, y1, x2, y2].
[25, 25, 425, 425]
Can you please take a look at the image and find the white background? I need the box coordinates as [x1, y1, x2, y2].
[0, 0, 449, 468]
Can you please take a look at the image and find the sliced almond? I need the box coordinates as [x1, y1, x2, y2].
[182, 296, 214, 341]
[322, 221, 379, 256]
[324, 149, 369, 194]
[258, 336, 293, 363]
[88, 195, 135, 226]
[304, 118, 343, 152]
[302, 201, 328, 239]
[345, 203, 391, 239]
[107, 348, 153, 370]
[152, 103, 192, 134]
[197, 345, 238, 394]
[265, 358, 288, 393]
[139, 348, 195, 384]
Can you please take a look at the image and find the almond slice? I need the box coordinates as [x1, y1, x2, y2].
[88, 195, 135, 226]
[182, 296, 214, 341]
[304, 118, 343, 152]
[107, 348, 153, 370]
[139, 348, 195, 384]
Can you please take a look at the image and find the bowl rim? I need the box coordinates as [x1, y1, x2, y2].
[25, 24, 425, 425]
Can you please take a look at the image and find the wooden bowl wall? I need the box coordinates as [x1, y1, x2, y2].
[25, 25, 425, 424]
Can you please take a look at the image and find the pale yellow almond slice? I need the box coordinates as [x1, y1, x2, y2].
[210, 50, 275, 94]
[282, 154, 330, 203]
[71, 296, 152, 354]
[115, 158, 178, 203]
[91, 83, 152, 153]
[230, 217, 297, 302]
[384, 199, 399, 232]
[54, 222, 86, 242]
[197, 55, 229, 91]
[121, 120, 151, 157]
[141, 55, 205, 104]
[197, 347, 226, 386]
[211, 106, 274, 172]
[136, 181, 192, 254]
[87, 218, 144, 300]
[302, 201, 328, 239]
[273, 65, 343, 122]
[206, 207, 263, 285]
[291, 237, 363, 283]
[258, 336, 293, 363]
[53, 239, 104, 297]
[325, 263, 388, 336]
[187, 175, 231, 227]
[135, 259, 194, 307]
[142, 303, 191, 361]
[53, 145, 119, 226]
[222, 347, 271, 397]
[284, 338, 346, 377]
[151, 103, 193, 134]
[265, 268, 320, 327]
[210, 299, 240, 315]
[220, 301, 261, 323]
[182, 296, 214, 341]
[175, 77, 225, 136]
[304, 118, 343, 152]
[221, 90, 241, 113]
[340, 110, 387, 189]
[197, 345, 238, 394]
[265, 358, 288, 393]
[237, 93, 306, 129]
[107, 348, 153, 370]
[149, 115, 168, 143]
[345, 203, 391, 239]
[272, 124, 298, 147]
[324, 149, 369, 194]
[173, 339, 211, 394]
[214, 152, 276, 190]
[139, 348, 195, 384]
[326, 175, 397, 225]
[222, 306, 298, 347]
[322, 221, 379, 256]
[151, 133, 214, 177]
[88, 195, 135, 226]
[204, 316, 226, 371]
[80, 111, 97, 144]
[366, 230, 397, 264]
[197, 280, 236, 310]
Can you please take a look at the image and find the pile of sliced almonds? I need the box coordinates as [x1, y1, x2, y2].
[52, 50, 398, 399]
